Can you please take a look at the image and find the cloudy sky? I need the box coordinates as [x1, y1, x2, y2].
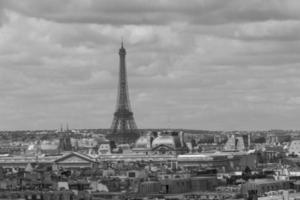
[1, 0, 300, 131]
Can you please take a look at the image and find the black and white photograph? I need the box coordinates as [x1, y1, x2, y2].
[0, 0, 300, 199]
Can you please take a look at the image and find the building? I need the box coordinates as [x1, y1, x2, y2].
[241, 179, 292, 196]
[258, 145, 286, 163]
[140, 174, 218, 194]
[223, 134, 251, 151]
[0, 144, 27, 155]
[54, 152, 97, 169]
[138, 181, 161, 194]
[0, 152, 96, 170]
[0, 191, 75, 200]
[96, 134, 115, 155]
[40, 140, 60, 155]
[58, 129, 72, 152]
[266, 133, 290, 145]
[288, 139, 300, 156]
[133, 132, 155, 153]
[133, 131, 188, 155]
[98, 140, 114, 155]
[177, 151, 257, 172]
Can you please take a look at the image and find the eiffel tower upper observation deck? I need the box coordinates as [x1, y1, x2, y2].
[108, 43, 140, 144]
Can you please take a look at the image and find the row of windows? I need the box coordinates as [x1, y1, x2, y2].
[260, 183, 290, 192]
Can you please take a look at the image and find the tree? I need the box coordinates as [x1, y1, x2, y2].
[242, 166, 252, 181]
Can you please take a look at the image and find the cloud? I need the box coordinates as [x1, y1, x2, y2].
[234, 20, 300, 41]
[1, 0, 300, 25]
[0, 1, 300, 130]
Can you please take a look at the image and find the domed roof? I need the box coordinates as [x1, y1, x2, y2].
[135, 135, 151, 149]
[152, 135, 182, 149]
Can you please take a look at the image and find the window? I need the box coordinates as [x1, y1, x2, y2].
[128, 172, 136, 178]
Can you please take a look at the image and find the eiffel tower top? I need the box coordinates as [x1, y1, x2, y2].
[119, 41, 126, 55]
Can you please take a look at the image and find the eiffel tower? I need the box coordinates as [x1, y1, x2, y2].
[108, 43, 140, 144]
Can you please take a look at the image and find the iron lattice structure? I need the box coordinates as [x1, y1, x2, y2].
[109, 43, 139, 143]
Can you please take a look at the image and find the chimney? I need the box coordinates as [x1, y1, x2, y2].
[179, 131, 185, 147]
[248, 134, 251, 150]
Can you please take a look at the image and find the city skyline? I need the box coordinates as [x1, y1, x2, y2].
[1, 0, 300, 130]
